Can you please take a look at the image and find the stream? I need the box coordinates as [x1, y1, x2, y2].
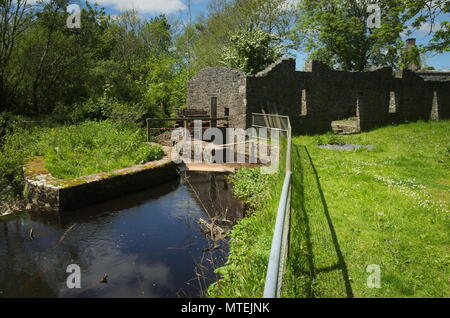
[0, 171, 244, 298]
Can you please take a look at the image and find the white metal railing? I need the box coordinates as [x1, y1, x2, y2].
[251, 113, 292, 298]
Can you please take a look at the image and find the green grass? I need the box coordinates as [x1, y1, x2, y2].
[208, 120, 449, 298]
[283, 120, 450, 298]
[207, 142, 286, 297]
[0, 120, 164, 199]
[40, 121, 164, 180]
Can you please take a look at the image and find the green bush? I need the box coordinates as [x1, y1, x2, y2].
[68, 98, 109, 123]
[228, 168, 277, 209]
[0, 112, 30, 141]
[68, 96, 147, 127]
[0, 126, 46, 199]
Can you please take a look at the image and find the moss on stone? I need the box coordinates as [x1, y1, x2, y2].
[23, 146, 177, 212]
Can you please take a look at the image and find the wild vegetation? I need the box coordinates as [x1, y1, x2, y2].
[2, 0, 445, 122]
[216, 121, 449, 297]
[0, 120, 163, 200]
[0, 0, 447, 116]
[0, 0, 188, 208]
[0, 0, 448, 297]
[208, 165, 284, 297]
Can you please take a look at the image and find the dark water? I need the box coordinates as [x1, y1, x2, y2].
[0, 172, 244, 298]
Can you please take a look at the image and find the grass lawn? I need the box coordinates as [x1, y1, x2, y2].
[283, 120, 449, 298]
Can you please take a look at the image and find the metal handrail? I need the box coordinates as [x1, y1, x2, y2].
[252, 113, 292, 298]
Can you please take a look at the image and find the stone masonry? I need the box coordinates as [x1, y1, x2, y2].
[187, 66, 247, 128]
[187, 58, 450, 133]
[23, 146, 178, 213]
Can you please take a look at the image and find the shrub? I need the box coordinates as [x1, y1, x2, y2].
[0, 112, 30, 141]
[68, 96, 148, 127]
[228, 167, 277, 209]
[0, 126, 46, 199]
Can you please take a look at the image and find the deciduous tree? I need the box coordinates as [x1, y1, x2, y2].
[222, 29, 284, 74]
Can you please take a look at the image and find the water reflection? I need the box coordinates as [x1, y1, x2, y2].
[0, 172, 244, 298]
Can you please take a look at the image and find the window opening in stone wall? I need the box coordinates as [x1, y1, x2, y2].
[389, 91, 398, 113]
[300, 89, 308, 116]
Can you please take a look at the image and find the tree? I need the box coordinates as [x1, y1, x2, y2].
[142, 53, 187, 118]
[406, 0, 449, 53]
[0, 1, 188, 121]
[141, 15, 172, 56]
[222, 29, 284, 74]
[427, 21, 449, 53]
[17, 0, 110, 115]
[173, 23, 199, 77]
[0, 0, 32, 111]
[293, 0, 408, 71]
[84, 11, 186, 119]
[192, 0, 295, 71]
[293, 0, 448, 71]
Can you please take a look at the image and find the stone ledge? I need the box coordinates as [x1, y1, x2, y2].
[253, 57, 296, 77]
[23, 146, 178, 213]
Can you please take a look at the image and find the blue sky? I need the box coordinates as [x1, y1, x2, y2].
[76, 0, 449, 70]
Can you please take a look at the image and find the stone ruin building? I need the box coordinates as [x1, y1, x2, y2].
[186, 56, 450, 134]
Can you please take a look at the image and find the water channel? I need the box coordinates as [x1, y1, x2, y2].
[0, 171, 244, 298]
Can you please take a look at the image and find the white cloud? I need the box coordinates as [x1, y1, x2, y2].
[93, 0, 187, 14]
[416, 22, 443, 36]
[401, 21, 444, 39]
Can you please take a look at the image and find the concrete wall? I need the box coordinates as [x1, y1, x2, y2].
[186, 58, 450, 134]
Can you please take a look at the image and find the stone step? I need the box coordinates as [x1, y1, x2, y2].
[331, 121, 360, 135]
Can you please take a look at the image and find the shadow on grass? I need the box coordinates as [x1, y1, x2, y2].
[284, 145, 353, 298]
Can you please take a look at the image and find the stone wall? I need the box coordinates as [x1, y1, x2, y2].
[186, 66, 247, 129]
[416, 70, 450, 82]
[24, 147, 178, 213]
[424, 80, 450, 120]
[246, 58, 302, 128]
[186, 58, 450, 134]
